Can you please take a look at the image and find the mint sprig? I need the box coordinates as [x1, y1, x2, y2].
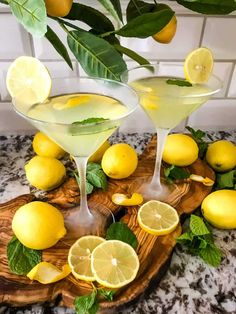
[166, 79, 192, 87]
[177, 215, 222, 267]
[72, 117, 109, 126]
[106, 222, 138, 249]
[186, 126, 208, 158]
[74, 287, 115, 314]
[73, 162, 108, 195]
[7, 236, 42, 275]
[164, 165, 190, 184]
[216, 170, 236, 190]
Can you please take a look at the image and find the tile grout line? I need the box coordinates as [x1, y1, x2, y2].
[225, 62, 235, 98]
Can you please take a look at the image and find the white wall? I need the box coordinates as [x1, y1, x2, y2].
[0, 0, 236, 133]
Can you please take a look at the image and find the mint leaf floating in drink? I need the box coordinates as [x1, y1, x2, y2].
[7, 236, 42, 275]
[164, 165, 190, 184]
[69, 117, 109, 135]
[166, 79, 192, 87]
[106, 222, 138, 249]
[177, 215, 222, 267]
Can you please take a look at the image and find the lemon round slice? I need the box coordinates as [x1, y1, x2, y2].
[137, 200, 179, 236]
[68, 235, 105, 281]
[27, 262, 71, 284]
[184, 47, 214, 84]
[91, 240, 139, 288]
[6, 56, 51, 105]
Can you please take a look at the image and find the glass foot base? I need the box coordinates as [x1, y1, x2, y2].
[138, 178, 175, 202]
[62, 206, 115, 245]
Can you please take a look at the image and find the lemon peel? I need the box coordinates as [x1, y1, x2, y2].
[27, 262, 71, 284]
[112, 193, 143, 206]
[189, 174, 214, 186]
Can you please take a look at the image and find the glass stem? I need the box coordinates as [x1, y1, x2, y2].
[150, 128, 170, 190]
[74, 157, 93, 223]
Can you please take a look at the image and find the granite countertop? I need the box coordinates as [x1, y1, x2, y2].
[0, 132, 236, 314]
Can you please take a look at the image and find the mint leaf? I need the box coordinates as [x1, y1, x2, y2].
[7, 236, 42, 275]
[88, 299, 99, 314]
[198, 244, 222, 267]
[72, 118, 109, 125]
[87, 162, 102, 171]
[74, 172, 94, 194]
[74, 290, 97, 314]
[166, 79, 192, 87]
[176, 231, 194, 243]
[186, 126, 208, 158]
[216, 170, 236, 189]
[190, 215, 210, 236]
[164, 165, 189, 184]
[98, 289, 116, 301]
[106, 222, 138, 249]
[87, 168, 107, 191]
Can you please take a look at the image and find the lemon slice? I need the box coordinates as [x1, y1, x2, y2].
[112, 193, 143, 206]
[91, 240, 139, 288]
[6, 56, 51, 106]
[184, 47, 214, 84]
[137, 200, 179, 236]
[68, 235, 105, 281]
[27, 262, 71, 284]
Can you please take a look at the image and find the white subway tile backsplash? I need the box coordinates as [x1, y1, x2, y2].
[43, 61, 78, 78]
[0, 14, 31, 59]
[187, 99, 236, 130]
[120, 16, 203, 60]
[202, 18, 236, 59]
[0, 62, 11, 101]
[213, 62, 234, 98]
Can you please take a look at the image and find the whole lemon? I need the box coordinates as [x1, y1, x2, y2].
[206, 140, 236, 172]
[89, 140, 110, 163]
[152, 15, 177, 44]
[201, 190, 236, 229]
[101, 143, 138, 179]
[12, 201, 66, 249]
[25, 156, 66, 190]
[33, 132, 66, 159]
[45, 0, 73, 17]
[162, 134, 199, 166]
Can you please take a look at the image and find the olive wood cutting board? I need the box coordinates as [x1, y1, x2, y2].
[0, 136, 214, 312]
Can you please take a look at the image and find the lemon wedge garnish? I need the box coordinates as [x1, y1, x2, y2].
[68, 235, 105, 281]
[112, 193, 143, 206]
[184, 47, 214, 84]
[6, 56, 51, 106]
[53, 95, 90, 110]
[137, 200, 179, 236]
[91, 240, 139, 288]
[27, 262, 71, 284]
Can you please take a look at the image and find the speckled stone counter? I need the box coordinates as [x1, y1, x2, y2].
[0, 132, 236, 314]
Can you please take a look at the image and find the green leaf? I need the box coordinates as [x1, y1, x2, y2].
[186, 126, 208, 158]
[8, 0, 47, 37]
[74, 172, 94, 195]
[166, 79, 192, 87]
[87, 169, 108, 191]
[67, 30, 127, 81]
[106, 222, 138, 249]
[65, 3, 114, 33]
[198, 244, 222, 267]
[7, 236, 42, 275]
[176, 231, 194, 243]
[72, 118, 109, 126]
[164, 165, 190, 183]
[117, 9, 174, 38]
[114, 44, 150, 66]
[45, 26, 72, 69]
[97, 0, 123, 23]
[74, 290, 97, 314]
[98, 289, 116, 301]
[87, 162, 102, 172]
[177, 0, 236, 15]
[126, 0, 155, 22]
[190, 215, 210, 236]
[88, 299, 99, 314]
[216, 170, 236, 189]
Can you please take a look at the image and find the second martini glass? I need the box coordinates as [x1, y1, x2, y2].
[122, 64, 222, 201]
[12, 77, 138, 238]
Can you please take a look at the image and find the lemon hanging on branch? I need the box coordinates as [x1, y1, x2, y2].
[45, 0, 73, 17]
[152, 15, 177, 44]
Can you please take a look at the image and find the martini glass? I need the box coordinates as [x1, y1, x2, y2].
[12, 77, 138, 238]
[122, 64, 222, 201]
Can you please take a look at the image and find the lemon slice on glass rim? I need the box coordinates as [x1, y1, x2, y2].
[137, 200, 179, 236]
[184, 47, 214, 84]
[68, 235, 105, 281]
[6, 56, 52, 106]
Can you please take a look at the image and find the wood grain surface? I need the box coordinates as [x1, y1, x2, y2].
[0, 136, 215, 312]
